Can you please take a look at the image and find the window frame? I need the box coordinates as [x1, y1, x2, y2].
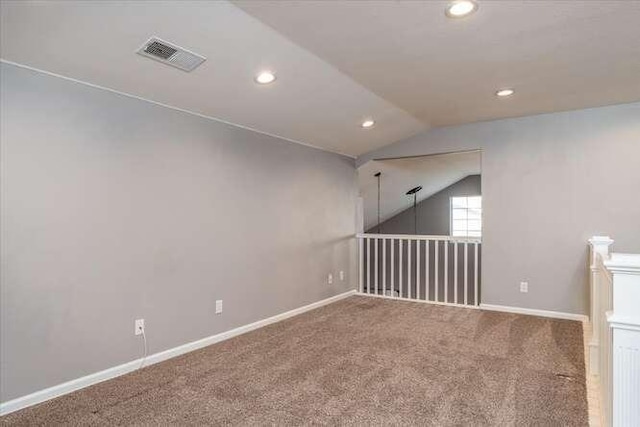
[450, 195, 482, 238]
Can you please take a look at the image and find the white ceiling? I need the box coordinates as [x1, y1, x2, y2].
[2, 1, 640, 157]
[0, 0, 424, 158]
[358, 151, 481, 231]
[237, 1, 640, 128]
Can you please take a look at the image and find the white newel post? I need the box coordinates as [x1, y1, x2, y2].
[589, 236, 614, 376]
[605, 253, 640, 427]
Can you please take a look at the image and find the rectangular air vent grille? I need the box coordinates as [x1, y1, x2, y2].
[137, 37, 206, 72]
[144, 41, 177, 60]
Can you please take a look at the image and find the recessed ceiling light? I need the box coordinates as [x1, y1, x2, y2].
[496, 88, 515, 97]
[255, 71, 276, 85]
[361, 119, 375, 129]
[445, 0, 478, 18]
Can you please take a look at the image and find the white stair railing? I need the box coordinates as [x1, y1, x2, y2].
[357, 233, 481, 307]
[588, 236, 640, 427]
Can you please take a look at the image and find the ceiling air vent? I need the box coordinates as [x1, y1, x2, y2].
[137, 37, 206, 72]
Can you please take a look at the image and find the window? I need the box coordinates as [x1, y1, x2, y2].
[450, 196, 482, 237]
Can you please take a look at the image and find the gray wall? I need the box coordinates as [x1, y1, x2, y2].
[358, 101, 640, 315]
[367, 174, 481, 235]
[0, 63, 357, 402]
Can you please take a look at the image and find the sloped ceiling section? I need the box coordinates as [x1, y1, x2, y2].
[2, 1, 639, 158]
[236, 0, 640, 128]
[358, 151, 481, 232]
[0, 0, 425, 158]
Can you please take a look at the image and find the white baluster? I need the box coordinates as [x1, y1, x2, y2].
[374, 238, 379, 295]
[382, 238, 387, 296]
[359, 237, 364, 293]
[454, 241, 458, 304]
[391, 239, 395, 297]
[425, 240, 430, 301]
[444, 241, 449, 304]
[408, 239, 412, 299]
[399, 239, 403, 298]
[464, 242, 469, 305]
[435, 241, 439, 302]
[474, 242, 479, 305]
[416, 240, 421, 300]
[367, 238, 372, 294]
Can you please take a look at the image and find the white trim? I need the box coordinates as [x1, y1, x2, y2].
[0, 290, 357, 416]
[608, 314, 640, 332]
[479, 303, 588, 322]
[604, 252, 640, 274]
[357, 291, 480, 310]
[356, 233, 481, 243]
[0, 59, 355, 160]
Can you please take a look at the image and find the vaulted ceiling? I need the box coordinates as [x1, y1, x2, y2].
[237, 0, 640, 129]
[2, 1, 639, 157]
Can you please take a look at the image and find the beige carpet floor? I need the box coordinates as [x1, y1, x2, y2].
[1, 296, 588, 426]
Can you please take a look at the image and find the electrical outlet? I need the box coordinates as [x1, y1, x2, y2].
[520, 282, 529, 293]
[339, 270, 345, 281]
[135, 319, 145, 335]
[328, 273, 333, 285]
[215, 300, 223, 314]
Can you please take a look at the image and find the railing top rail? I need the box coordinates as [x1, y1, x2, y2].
[604, 253, 640, 274]
[356, 233, 481, 243]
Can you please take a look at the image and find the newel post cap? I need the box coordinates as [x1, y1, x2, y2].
[588, 235, 614, 247]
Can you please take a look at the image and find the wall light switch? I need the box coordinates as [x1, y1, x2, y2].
[215, 300, 223, 314]
[339, 271, 345, 281]
[520, 282, 529, 293]
[328, 274, 333, 285]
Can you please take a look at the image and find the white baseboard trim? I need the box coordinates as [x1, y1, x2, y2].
[479, 303, 588, 322]
[357, 291, 480, 310]
[0, 289, 357, 416]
